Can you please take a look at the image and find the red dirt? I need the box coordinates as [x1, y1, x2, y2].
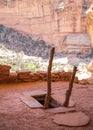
[0, 81, 93, 130]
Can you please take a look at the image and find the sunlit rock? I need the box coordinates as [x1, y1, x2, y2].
[86, 4, 93, 47]
[87, 59, 93, 72]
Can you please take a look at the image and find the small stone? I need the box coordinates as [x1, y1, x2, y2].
[0, 65, 11, 70]
[87, 79, 93, 84]
[79, 79, 88, 85]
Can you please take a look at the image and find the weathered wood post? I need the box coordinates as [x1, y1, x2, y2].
[44, 47, 55, 109]
[63, 66, 77, 107]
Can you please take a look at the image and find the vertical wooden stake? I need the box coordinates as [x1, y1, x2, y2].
[63, 66, 77, 107]
[44, 47, 55, 109]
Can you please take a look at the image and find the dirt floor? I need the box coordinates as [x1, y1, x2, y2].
[0, 81, 93, 130]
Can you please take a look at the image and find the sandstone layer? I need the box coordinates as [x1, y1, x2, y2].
[0, 0, 92, 54]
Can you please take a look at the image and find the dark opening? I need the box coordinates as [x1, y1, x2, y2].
[32, 95, 61, 108]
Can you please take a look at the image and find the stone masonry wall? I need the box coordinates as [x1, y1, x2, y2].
[0, 64, 92, 85]
[0, 65, 78, 83]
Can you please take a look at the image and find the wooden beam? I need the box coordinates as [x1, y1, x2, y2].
[63, 66, 77, 107]
[44, 47, 55, 109]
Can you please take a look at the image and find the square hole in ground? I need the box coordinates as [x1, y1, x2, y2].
[32, 95, 62, 109]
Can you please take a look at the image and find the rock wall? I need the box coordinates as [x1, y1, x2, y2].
[0, 0, 93, 53]
[0, 65, 78, 83]
[0, 64, 92, 85]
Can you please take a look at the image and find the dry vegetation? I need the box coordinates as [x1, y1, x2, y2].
[0, 43, 91, 81]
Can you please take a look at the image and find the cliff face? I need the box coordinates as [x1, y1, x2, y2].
[0, 0, 92, 54]
[0, 24, 52, 58]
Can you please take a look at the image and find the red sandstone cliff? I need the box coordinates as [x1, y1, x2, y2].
[0, 0, 92, 54]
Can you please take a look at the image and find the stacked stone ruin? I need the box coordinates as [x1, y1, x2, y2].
[0, 64, 79, 83]
[0, 65, 11, 82]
